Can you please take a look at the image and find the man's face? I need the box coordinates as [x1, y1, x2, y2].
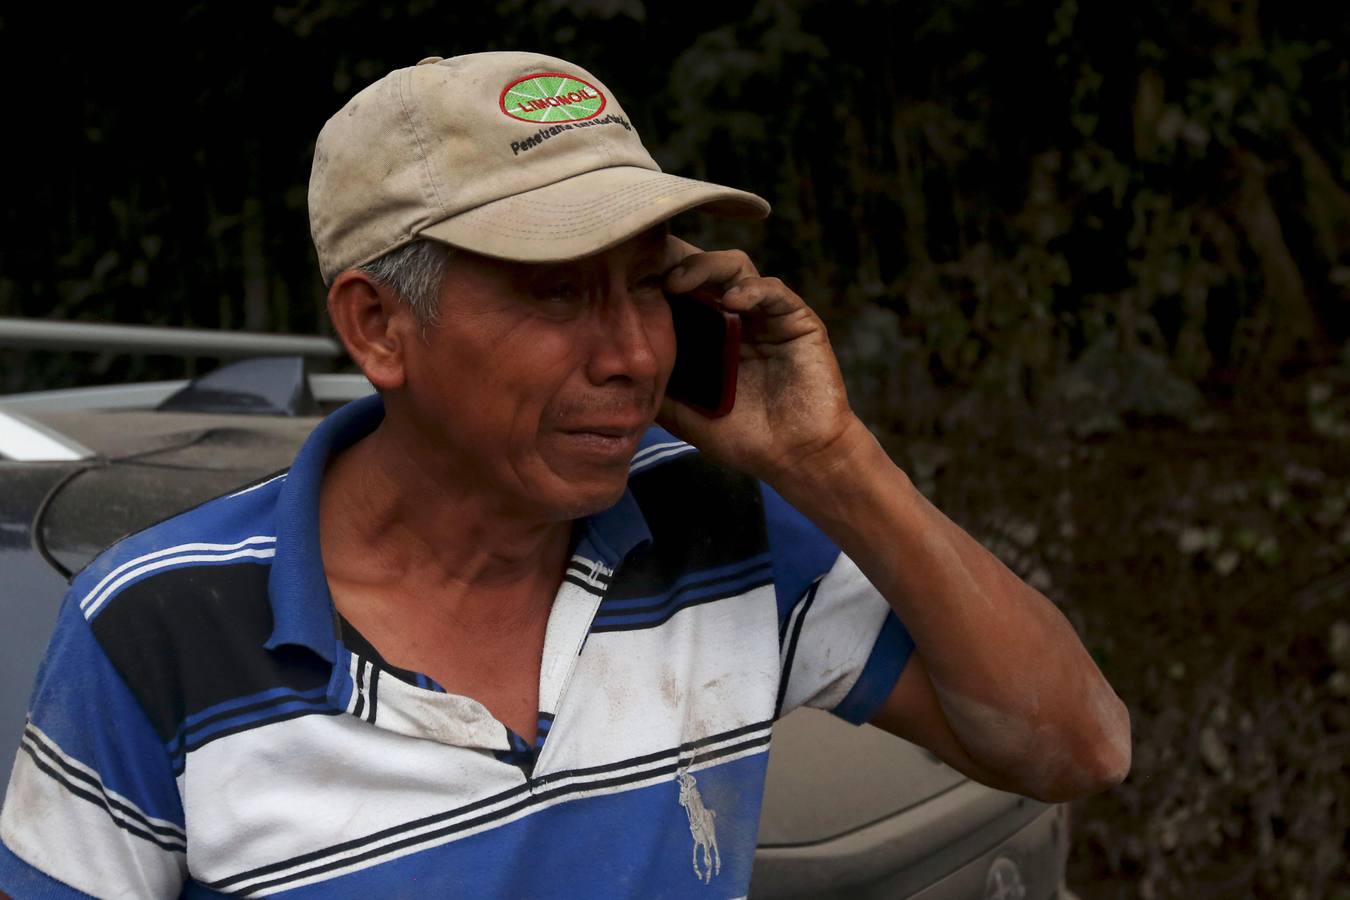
[392, 226, 677, 522]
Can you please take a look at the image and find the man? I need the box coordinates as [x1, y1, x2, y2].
[0, 52, 1129, 897]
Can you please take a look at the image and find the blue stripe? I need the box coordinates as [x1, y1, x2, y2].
[172, 696, 333, 765]
[535, 715, 553, 750]
[68, 473, 283, 625]
[86, 553, 274, 624]
[175, 685, 329, 740]
[0, 838, 102, 899]
[25, 604, 185, 829]
[833, 613, 915, 725]
[593, 564, 773, 629]
[244, 750, 770, 898]
[332, 650, 356, 713]
[598, 553, 773, 613]
[628, 444, 697, 473]
[168, 686, 330, 763]
[761, 483, 841, 630]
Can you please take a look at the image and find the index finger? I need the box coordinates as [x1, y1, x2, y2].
[664, 245, 760, 295]
[665, 235, 704, 260]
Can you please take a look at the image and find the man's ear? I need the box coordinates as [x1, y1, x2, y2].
[327, 270, 413, 391]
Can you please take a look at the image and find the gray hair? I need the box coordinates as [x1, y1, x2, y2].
[356, 240, 455, 329]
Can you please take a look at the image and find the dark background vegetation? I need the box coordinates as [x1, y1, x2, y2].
[1, 1, 1346, 896]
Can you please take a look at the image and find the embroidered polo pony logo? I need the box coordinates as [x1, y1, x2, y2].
[676, 770, 721, 884]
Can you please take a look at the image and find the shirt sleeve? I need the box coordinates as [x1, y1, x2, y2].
[0, 584, 188, 899]
[762, 483, 916, 725]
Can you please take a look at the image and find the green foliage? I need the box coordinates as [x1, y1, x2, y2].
[1, 0, 1347, 410]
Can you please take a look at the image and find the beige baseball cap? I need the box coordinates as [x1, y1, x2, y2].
[308, 51, 771, 284]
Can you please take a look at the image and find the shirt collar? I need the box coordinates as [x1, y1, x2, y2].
[264, 393, 653, 660]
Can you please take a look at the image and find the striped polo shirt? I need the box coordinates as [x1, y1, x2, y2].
[0, 394, 914, 899]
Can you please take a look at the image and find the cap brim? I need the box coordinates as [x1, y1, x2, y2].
[416, 166, 770, 263]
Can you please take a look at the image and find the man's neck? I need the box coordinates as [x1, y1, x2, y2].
[317, 420, 573, 628]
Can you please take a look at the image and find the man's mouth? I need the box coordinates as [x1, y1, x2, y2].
[554, 423, 647, 460]
[563, 424, 644, 438]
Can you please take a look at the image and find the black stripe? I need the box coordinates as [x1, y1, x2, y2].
[595, 562, 772, 620]
[565, 566, 610, 587]
[589, 575, 773, 634]
[175, 708, 343, 774]
[528, 719, 772, 792]
[339, 617, 431, 689]
[90, 561, 330, 744]
[538, 712, 556, 724]
[777, 596, 794, 645]
[776, 580, 820, 718]
[231, 731, 772, 895]
[351, 659, 367, 720]
[24, 728, 185, 842]
[562, 572, 608, 593]
[366, 665, 380, 724]
[175, 690, 331, 750]
[19, 741, 186, 853]
[206, 718, 774, 891]
[615, 454, 768, 600]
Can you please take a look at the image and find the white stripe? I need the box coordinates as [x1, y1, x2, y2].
[629, 444, 697, 474]
[22, 723, 187, 840]
[345, 654, 362, 716]
[542, 585, 779, 774]
[82, 545, 277, 620]
[778, 589, 813, 670]
[537, 581, 605, 715]
[629, 440, 689, 467]
[363, 661, 378, 723]
[2, 736, 188, 898]
[364, 673, 511, 749]
[80, 535, 276, 613]
[183, 714, 510, 883]
[564, 567, 609, 590]
[184, 592, 784, 890]
[228, 472, 287, 498]
[778, 552, 890, 715]
[569, 554, 613, 579]
[240, 731, 771, 896]
[20, 733, 181, 845]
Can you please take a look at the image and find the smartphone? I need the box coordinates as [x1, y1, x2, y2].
[665, 286, 740, 418]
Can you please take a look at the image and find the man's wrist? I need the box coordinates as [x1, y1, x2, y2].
[764, 417, 916, 533]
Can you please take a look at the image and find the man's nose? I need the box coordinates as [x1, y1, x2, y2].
[584, 287, 662, 387]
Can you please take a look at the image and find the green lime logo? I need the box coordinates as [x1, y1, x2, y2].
[500, 72, 606, 123]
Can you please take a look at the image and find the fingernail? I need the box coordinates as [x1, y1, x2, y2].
[670, 266, 686, 279]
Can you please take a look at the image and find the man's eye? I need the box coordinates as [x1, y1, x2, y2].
[536, 284, 580, 304]
[632, 274, 664, 293]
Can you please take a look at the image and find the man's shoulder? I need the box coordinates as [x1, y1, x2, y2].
[49, 471, 312, 753]
[624, 427, 841, 610]
[69, 470, 287, 627]
[626, 426, 830, 543]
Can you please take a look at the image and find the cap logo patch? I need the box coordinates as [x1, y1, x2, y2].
[500, 72, 606, 123]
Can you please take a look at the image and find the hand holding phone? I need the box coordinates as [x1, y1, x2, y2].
[664, 286, 740, 418]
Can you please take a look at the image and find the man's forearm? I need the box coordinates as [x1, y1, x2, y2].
[770, 420, 1131, 800]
